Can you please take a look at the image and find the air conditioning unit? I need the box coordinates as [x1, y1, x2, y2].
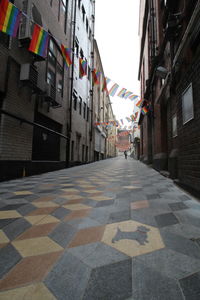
[20, 63, 38, 88]
[45, 84, 62, 108]
[18, 0, 33, 43]
[52, 92, 62, 108]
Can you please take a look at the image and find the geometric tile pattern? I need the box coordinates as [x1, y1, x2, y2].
[0, 157, 200, 299]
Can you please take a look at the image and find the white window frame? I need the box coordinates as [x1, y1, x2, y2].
[182, 83, 194, 125]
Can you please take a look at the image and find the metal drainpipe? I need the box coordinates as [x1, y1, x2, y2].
[66, 0, 77, 166]
[90, 0, 95, 161]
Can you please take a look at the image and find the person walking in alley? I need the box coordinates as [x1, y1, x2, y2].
[124, 150, 128, 159]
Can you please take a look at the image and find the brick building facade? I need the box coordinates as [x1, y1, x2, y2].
[138, 0, 200, 193]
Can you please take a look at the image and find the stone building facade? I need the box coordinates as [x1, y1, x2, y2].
[93, 40, 117, 161]
[138, 0, 200, 193]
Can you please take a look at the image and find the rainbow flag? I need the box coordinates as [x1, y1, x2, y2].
[0, 0, 21, 37]
[124, 91, 133, 99]
[61, 44, 72, 68]
[120, 119, 124, 125]
[117, 88, 127, 98]
[108, 83, 119, 97]
[92, 69, 101, 85]
[129, 94, 139, 101]
[102, 77, 111, 94]
[136, 99, 143, 108]
[79, 58, 87, 78]
[29, 24, 49, 58]
[141, 106, 148, 115]
[126, 117, 132, 122]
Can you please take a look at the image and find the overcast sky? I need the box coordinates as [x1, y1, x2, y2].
[95, 0, 140, 122]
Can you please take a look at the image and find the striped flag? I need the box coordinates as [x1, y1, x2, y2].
[120, 119, 124, 125]
[117, 88, 127, 98]
[124, 91, 133, 99]
[79, 58, 87, 78]
[29, 24, 49, 58]
[92, 69, 101, 85]
[129, 94, 139, 101]
[141, 106, 148, 115]
[0, 0, 21, 37]
[108, 83, 119, 97]
[136, 99, 143, 108]
[61, 44, 72, 68]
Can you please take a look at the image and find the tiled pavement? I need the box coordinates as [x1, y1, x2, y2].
[0, 157, 200, 299]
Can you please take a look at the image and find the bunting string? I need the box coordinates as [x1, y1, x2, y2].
[0, 0, 150, 118]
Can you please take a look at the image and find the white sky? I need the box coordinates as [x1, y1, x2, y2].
[95, 0, 140, 122]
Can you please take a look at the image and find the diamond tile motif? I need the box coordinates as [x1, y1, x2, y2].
[0, 251, 62, 290]
[0, 211, 21, 219]
[89, 196, 113, 201]
[179, 271, 200, 299]
[63, 204, 91, 211]
[155, 213, 179, 228]
[0, 283, 56, 300]
[16, 223, 58, 240]
[14, 191, 33, 196]
[68, 226, 105, 248]
[0, 244, 22, 278]
[83, 259, 132, 300]
[102, 220, 165, 257]
[168, 202, 188, 211]
[0, 230, 9, 244]
[12, 237, 63, 257]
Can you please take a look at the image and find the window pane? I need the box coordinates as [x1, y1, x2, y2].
[47, 68, 56, 86]
[182, 83, 194, 124]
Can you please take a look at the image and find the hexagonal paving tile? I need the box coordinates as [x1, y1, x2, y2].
[102, 220, 165, 257]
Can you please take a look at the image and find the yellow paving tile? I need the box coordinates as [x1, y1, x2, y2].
[63, 204, 91, 211]
[14, 191, 33, 195]
[0, 211, 21, 219]
[0, 230, 9, 243]
[62, 195, 84, 200]
[61, 188, 80, 193]
[79, 185, 95, 188]
[89, 196, 113, 201]
[0, 283, 56, 300]
[123, 186, 141, 189]
[37, 215, 60, 225]
[25, 215, 48, 225]
[83, 190, 102, 194]
[12, 237, 63, 257]
[102, 220, 165, 257]
[33, 202, 59, 208]
[60, 183, 74, 187]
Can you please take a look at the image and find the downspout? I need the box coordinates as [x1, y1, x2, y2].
[90, 0, 95, 161]
[67, 0, 77, 166]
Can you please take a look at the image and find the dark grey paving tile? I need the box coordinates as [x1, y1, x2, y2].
[95, 199, 115, 208]
[68, 242, 129, 268]
[169, 202, 188, 211]
[49, 223, 77, 248]
[160, 230, 200, 259]
[0, 218, 20, 230]
[108, 210, 130, 224]
[131, 210, 157, 227]
[16, 203, 36, 216]
[132, 260, 184, 300]
[71, 217, 101, 230]
[146, 194, 161, 200]
[179, 195, 192, 201]
[136, 248, 200, 280]
[0, 204, 26, 211]
[157, 188, 169, 193]
[45, 252, 91, 300]
[51, 207, 71, 220]
[83, 259, 132, 300]
[0, 244, 22, 278]
[179, 271, 200, 300]
[175, 209, 200, 228]
[25, 194, 40, 202]
[155, 213, 179, 228]
[3, 218, 31, 240]
[82, 199, 98, 207]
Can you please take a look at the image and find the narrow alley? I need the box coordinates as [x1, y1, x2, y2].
[0, 157, 200, 299]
